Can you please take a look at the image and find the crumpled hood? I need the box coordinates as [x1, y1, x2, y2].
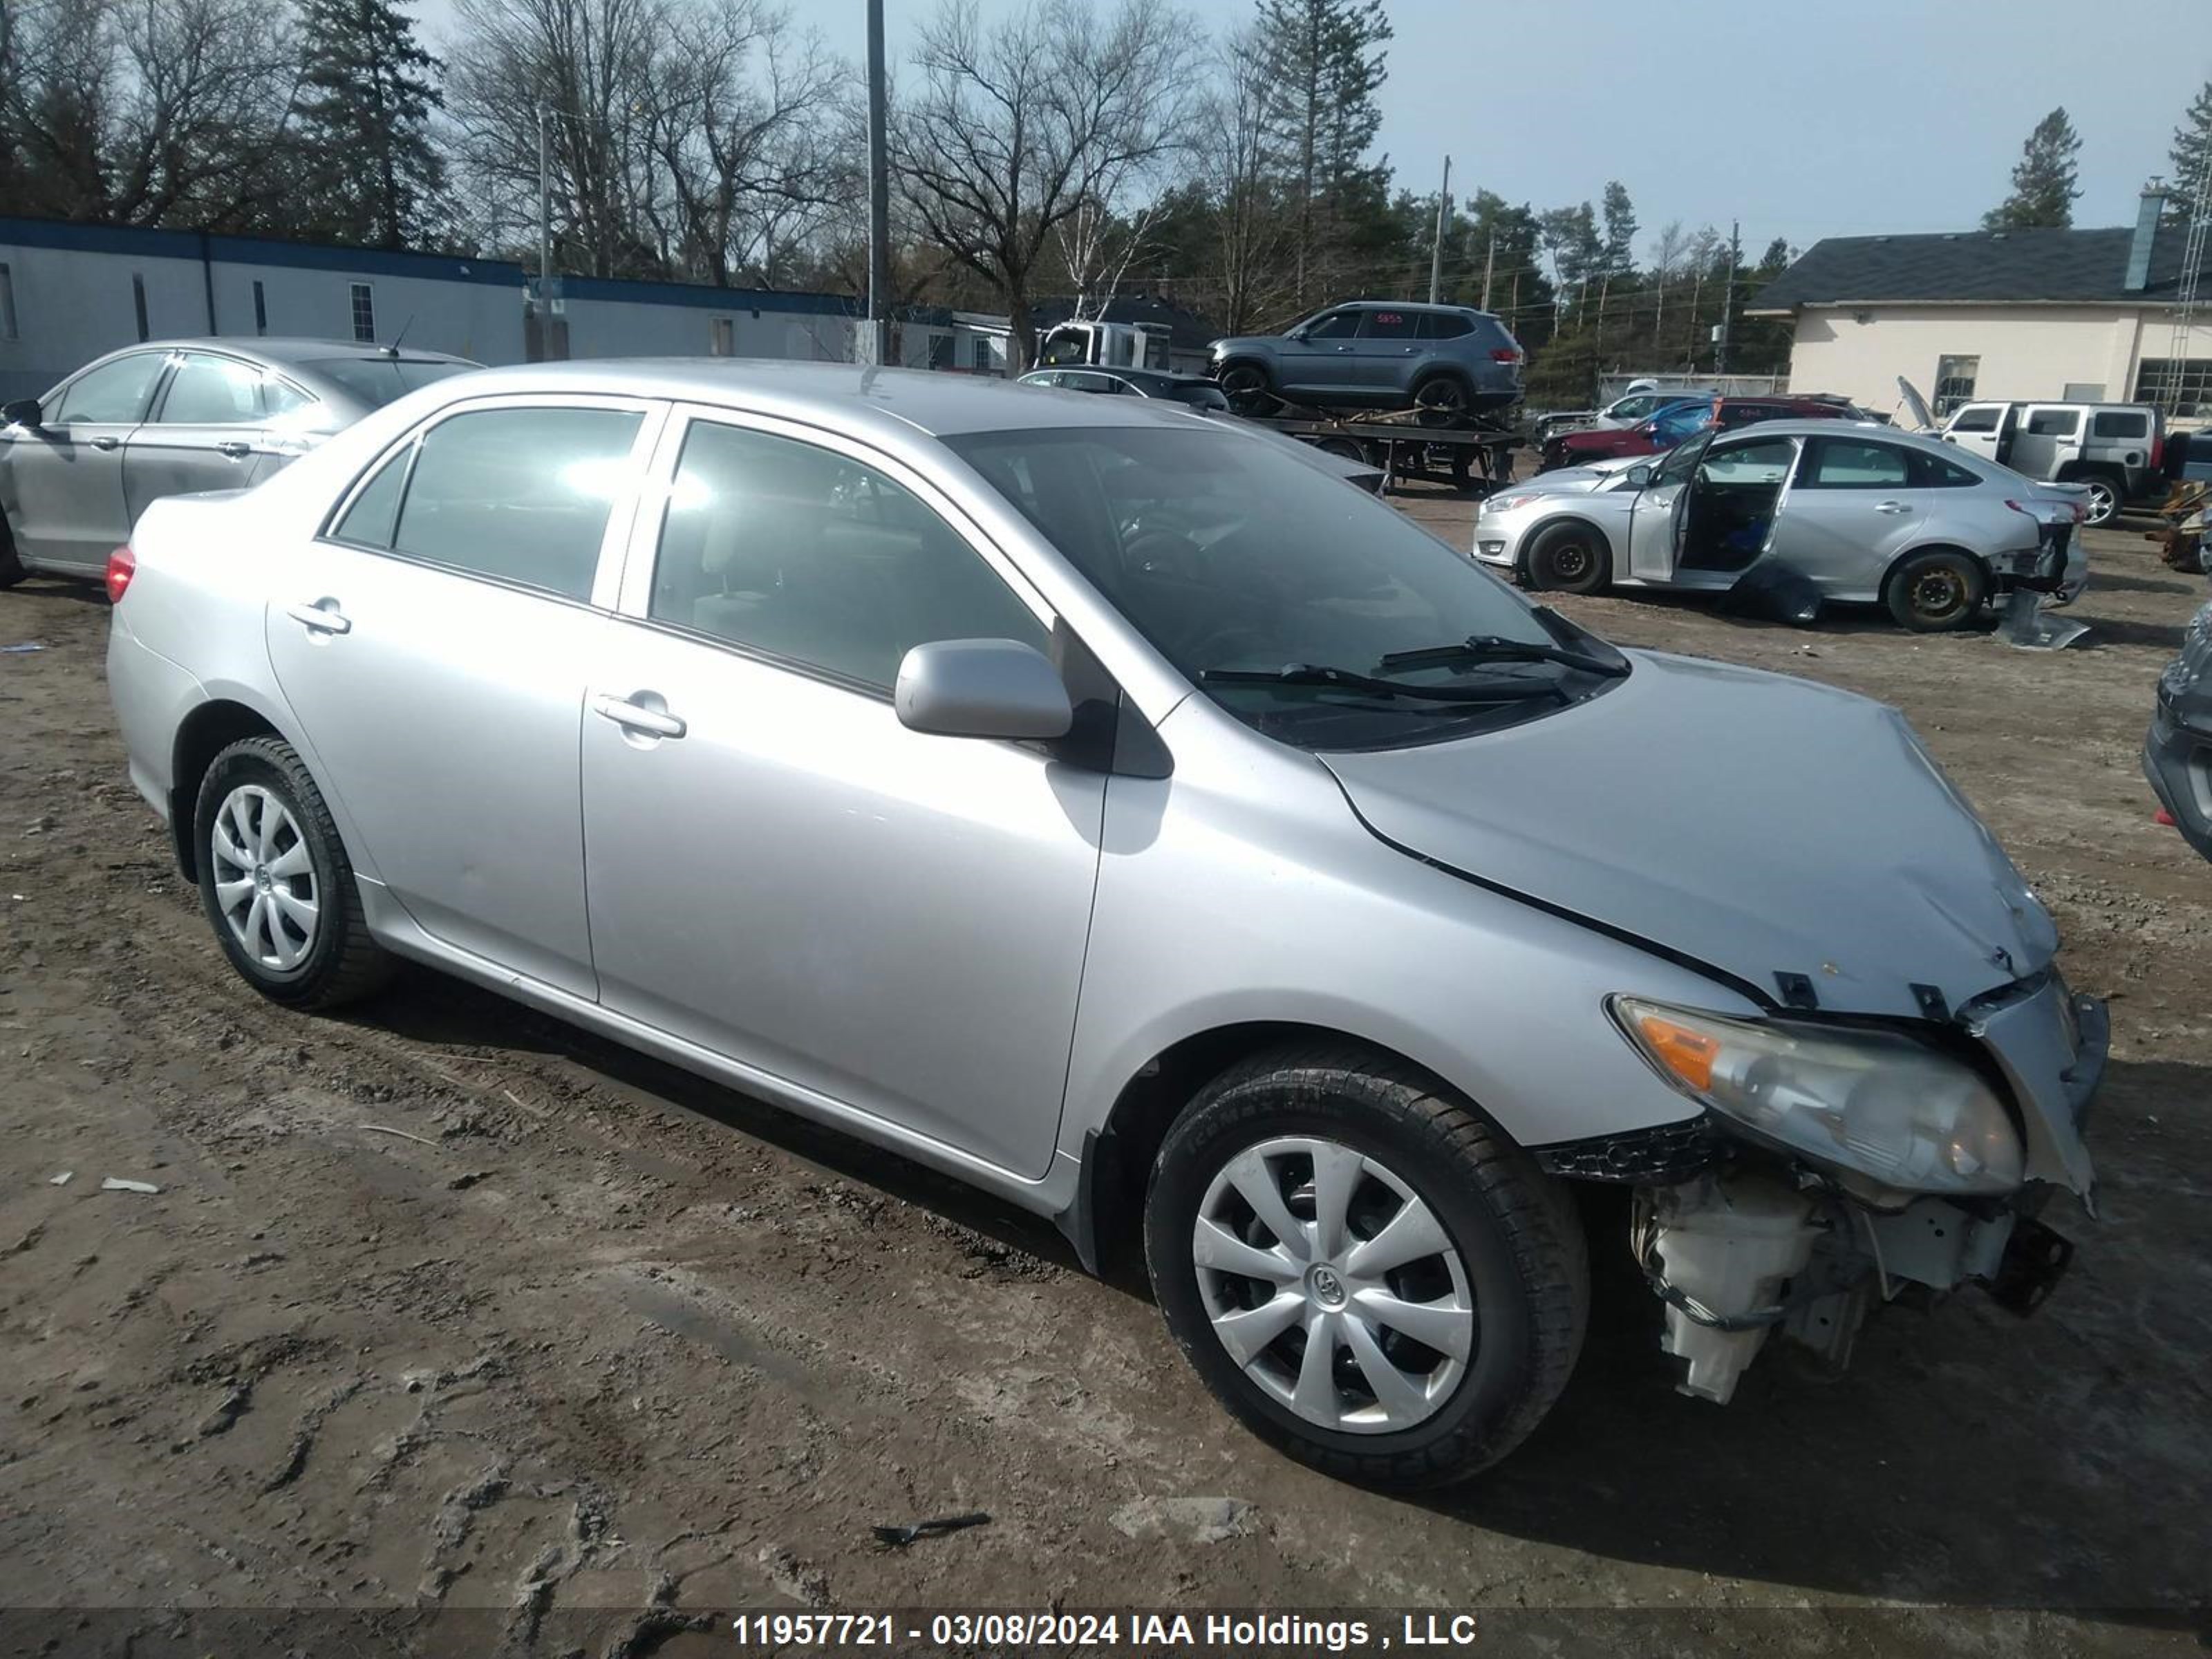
[1323, 650, 2056, 1020]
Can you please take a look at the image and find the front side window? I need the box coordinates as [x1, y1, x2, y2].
[1799, 436, 1912, 489]
[949, 424, 1610, 749]
[53, 353, 165, 424]
[650, 420, 1048, 692]
[1302, 309, 1361, 341]
[1701, 436, 1798, 485]
[1947, 404, 2002, 433]
[158, 353, 264, 424]
[340, 406, 643, 600]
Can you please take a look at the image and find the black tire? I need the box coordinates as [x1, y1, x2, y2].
[2073, 471, 2122, 527]
[0, 521, 24, 589]
[1523, 519, 1611, 594]
[193, 735, 393, 1009]
[1884, 547, 1986, 632]
[1218, 361, 1271, 413]
[1313, 436, 1368, 465]
[1144, 1043, 1588, 1489]
[1412, 374, 1470, 424]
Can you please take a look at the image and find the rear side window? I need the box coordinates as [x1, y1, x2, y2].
[52, 353, 166, 424]
[157, 353, 264, 424]
[1909, 449, 1983, 488]
[2090, 410, 2149, 439]
[1361, 310, 1418, 339]
[648, 420, 1047, 691]
[1418, 312, 1475, 339]
[340, 406, 643, 600]
[2025, 408, 2081, 436]
[1799, 437, 1911, 489]
[1947, 405, 2002, 433]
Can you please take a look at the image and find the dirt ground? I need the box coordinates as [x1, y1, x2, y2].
[2, 497, 2209, 1658]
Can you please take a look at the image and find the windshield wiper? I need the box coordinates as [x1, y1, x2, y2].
[1374, 633, 1628, 677]
[1199, 663, 1565, 702]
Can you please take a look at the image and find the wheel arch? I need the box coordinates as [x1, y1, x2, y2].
[1881, 538, 1992, 594]
[1521, 511, 1621, 581]
[1061, 1019, 1481, 1276]
[168, 695, 310, 881]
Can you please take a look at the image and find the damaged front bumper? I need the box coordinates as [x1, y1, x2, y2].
[1550, 978, 2106, 1404]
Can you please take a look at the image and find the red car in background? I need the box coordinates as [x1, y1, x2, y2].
[1538, 394, 1866, 471]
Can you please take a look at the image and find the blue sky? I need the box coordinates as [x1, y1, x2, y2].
[410, 0, 2211, 259]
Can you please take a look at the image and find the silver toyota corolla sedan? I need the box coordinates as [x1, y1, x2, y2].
[1, 337, 478, 585]
[106, 362, 2103, 1487]
[1472, 420, 2090, 630]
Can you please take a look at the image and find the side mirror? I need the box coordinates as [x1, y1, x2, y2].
[1624, 464, 1654, 489]
[895, 638, 1072, 741]
[3, 397, 43, 429]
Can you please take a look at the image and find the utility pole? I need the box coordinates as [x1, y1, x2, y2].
[1427, 156, 1451, 304]
[1716, 218, 1740, 374]
[861, 0, 892, 367]
[1480, 234, 1495, 310]
[537, 106, 552, 284]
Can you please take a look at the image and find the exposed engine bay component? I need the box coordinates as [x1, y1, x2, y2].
[1634, 1174, 1822, 1403]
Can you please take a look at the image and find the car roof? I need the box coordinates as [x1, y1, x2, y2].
[113, 337, 478, 366]
[413, 359, 1205, 440]
[1709, 418, 1944, 444]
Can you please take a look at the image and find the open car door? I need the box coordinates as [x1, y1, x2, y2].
[1627, 430, 1713, 581]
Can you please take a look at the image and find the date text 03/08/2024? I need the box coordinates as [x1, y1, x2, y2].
[728, 1612, 1485, 1651]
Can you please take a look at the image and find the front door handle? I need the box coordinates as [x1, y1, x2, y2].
[90, 435, 121, 451]
[217, 440, 253, 460]
[1874, 500, 1913, 514]
[285, 599, 351, 635]
[592, 691, 686, 740]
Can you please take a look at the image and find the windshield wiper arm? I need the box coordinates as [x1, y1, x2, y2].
[1374, 633, 1628, 677]
[1199, 663, 1565, 702]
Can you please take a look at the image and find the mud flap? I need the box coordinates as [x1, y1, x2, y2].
[1986, 1215, 2074, 1316]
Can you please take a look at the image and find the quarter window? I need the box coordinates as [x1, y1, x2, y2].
[157, 353, 264, 424]
[1418, 312, 1474, 339]
[648, 420, 1048, 691]
[52, 353, 165, 424]
[2090, 410, 2149, 439]
[1910, 449, 1983, 488]
[367, 406, 644, 599]
[332, 444, 412, 549]
[1799, 437, 1912, 489]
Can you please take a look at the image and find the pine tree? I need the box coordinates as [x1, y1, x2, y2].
[292, 0, 449, 250]
[1599, 180, 1637, 277]
[2170, 78, 2212, 212]
[1983, 106, 2082, 231]
[1251, 0, 1393, 302]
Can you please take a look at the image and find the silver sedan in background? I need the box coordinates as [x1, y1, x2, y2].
[1, 337, 477, 586]
[1472, 420, 2089, 630]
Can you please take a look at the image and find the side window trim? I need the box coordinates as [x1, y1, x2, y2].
[315, 394, 668, 612]
[1795, 436, 1911, 490]
[53, 350, 169, 427]
[149, 348, 265, 426]
[615, 403, 1058, 691]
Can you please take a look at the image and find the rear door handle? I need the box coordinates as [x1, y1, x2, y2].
[1875, 500, 1913, 514]
[285, 600, 351, 635]
[592, 692, 686, 740]
[90, 435, 121, 451]
[217, 440, 253, 460]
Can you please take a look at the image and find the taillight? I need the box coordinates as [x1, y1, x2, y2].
[1490, 347, 1519, 363]
[105, 544, 135, 604]
[2150, 431, 2165, 471]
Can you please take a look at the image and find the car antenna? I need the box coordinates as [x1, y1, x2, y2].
[383, 315, 416, 357]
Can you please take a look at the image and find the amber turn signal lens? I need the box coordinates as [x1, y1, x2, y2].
[1633, 1011, 1720, 1093]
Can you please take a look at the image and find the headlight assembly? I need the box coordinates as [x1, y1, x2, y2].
[1611, 997, 2023, 1200]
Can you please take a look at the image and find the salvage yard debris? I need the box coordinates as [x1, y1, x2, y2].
[870, 1511, 991, 1548]
[99, 1177, 160, 1194]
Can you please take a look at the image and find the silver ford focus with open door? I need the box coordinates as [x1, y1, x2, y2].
[108, 362, 2103, 1487]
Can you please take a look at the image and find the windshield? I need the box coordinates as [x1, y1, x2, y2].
[946, 424, 1622, 749]
[306, 357, 474, 409]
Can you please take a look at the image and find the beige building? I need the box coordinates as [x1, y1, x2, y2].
[1750, 187, 2212, 422]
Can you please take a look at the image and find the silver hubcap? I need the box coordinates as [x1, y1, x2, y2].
[210, 785, 319, 971]
[1193, 1136, 1474, 1435]
[2086, 482, 2116, 521]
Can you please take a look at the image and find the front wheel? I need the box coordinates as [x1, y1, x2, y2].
[1218, 362, 1272, 413]
[1144, 1045, 1588, 1488]
[1884, 548, 1986, 632]
[194, 735, 394, 1009]
[1524, 520, 1611, 595]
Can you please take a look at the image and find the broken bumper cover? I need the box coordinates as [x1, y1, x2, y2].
[2145, 612, 2212, 860]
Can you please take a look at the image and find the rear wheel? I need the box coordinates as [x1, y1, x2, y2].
[1524, 520, 1611, 595]
[2074, 473, 2121, 527]
[1412, 374, 1470, 423]
[1884, 548, 1985, 632]
[194, 735, 393, 1009]
[1144, 1044, 1587, 1489]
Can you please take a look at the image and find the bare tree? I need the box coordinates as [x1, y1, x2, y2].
[1647, 218, 1688, 337]
[1190, 24, 1289, 335]
[0, 0, 299, 227]
[444, 0, 667, 278]
[892, 0, 1196, 370]
[637, 1, 851, 286]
